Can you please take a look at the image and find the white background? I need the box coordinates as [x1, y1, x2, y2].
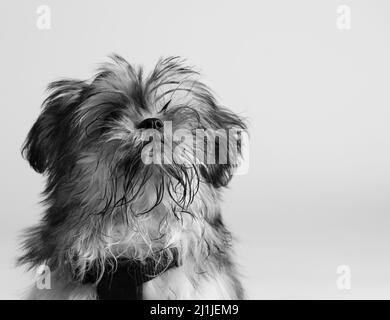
[0, 0, 389, 299]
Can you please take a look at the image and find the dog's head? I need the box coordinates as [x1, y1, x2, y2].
[21, 55, 246, 271]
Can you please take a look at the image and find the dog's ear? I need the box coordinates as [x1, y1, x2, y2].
[199, 108, 247, 188]
[22, 80, 88, 174]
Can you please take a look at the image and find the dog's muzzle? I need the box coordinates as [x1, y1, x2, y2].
[80, 248, 180, 300]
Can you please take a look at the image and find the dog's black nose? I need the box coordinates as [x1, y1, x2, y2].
[138, 118, 164, 130]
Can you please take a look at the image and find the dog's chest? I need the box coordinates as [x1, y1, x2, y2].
[142, 265, 234, 300]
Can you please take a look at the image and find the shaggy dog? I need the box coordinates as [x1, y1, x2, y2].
[19, 55, 246, 299]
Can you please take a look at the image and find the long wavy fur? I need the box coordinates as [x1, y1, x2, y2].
[19, 55, 246, 299]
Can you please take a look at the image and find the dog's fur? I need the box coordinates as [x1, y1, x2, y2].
[19, 55, 246, 299]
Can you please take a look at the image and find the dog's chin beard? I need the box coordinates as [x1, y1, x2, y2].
[128, 161, 199, 216]
[119, 131, 200, 209]
[105, 141, 196, 217]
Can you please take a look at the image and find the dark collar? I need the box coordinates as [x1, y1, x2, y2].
[81, 248, 179, 300]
